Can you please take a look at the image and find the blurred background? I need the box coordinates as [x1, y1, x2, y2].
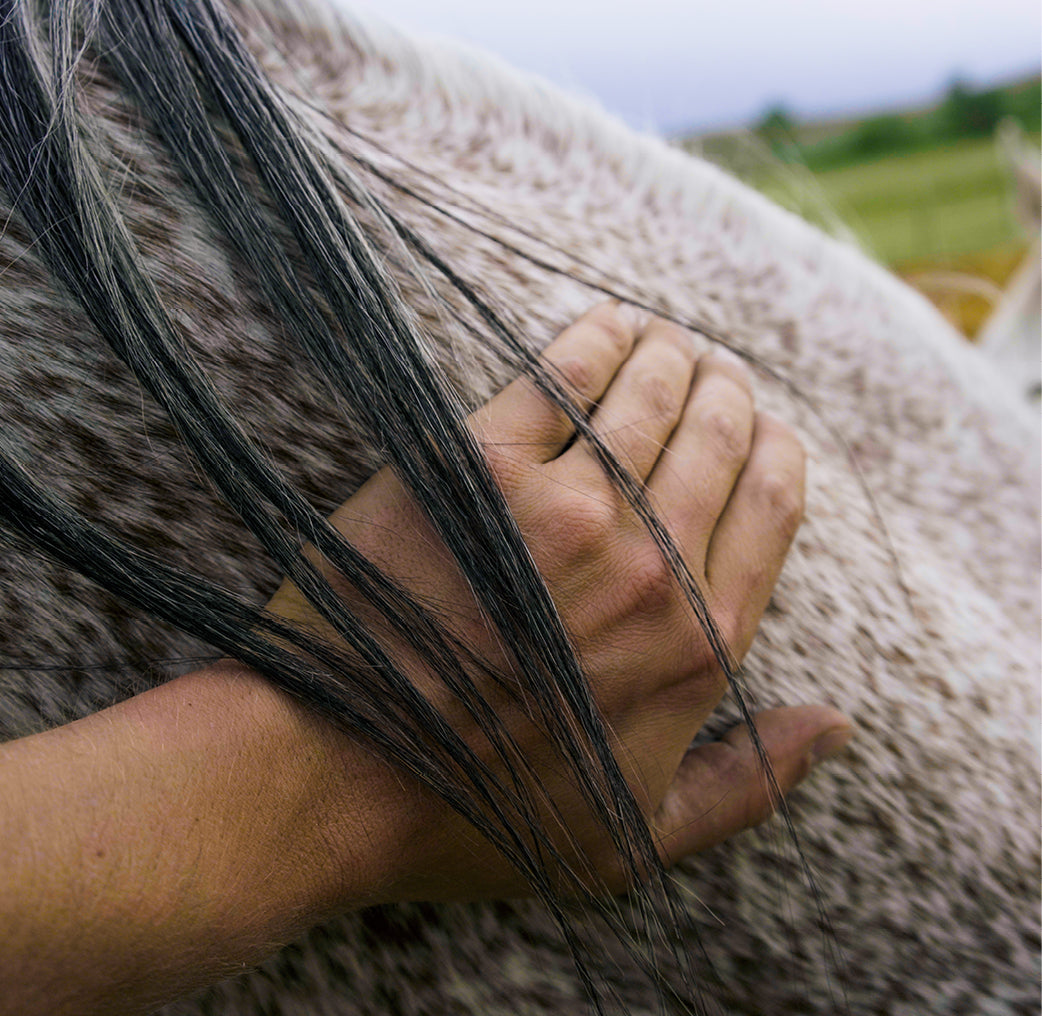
[348, 0, 1040, 344]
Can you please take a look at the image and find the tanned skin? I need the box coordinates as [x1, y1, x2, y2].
[0, 305, 852, 1015]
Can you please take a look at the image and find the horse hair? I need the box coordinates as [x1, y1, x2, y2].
[0, 0, 806, 1010]
[2, 2, 1038, 1014]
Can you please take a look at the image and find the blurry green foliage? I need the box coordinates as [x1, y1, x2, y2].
[801, 137, 1024, 263]
[755, 104, 799, 158]
[787, 75, 1041, 171]
[938, 80, 1006, 137]
[678, 72, 1040, 270]
[849, 114, 920, 157]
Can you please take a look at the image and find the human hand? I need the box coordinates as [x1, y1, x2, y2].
[267, 302, 853, 908]
[0, 304, 852, 1016]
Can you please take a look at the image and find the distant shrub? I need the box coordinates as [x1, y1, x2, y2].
[739, 74, 1040, 175]
[940, 80, 1005, 138]
[798, 116, 924, 171]
[999, 77, 1041, 132]
[849, 114, 918, 157]
[755, 105, 800, 158]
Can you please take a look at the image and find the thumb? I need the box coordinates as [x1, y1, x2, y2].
[652, 706, 853, 866]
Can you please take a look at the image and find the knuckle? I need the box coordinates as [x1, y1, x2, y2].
[543, 487, 618, 556]
[713, 603, 746, 659]
[480, 439, 508, 478]
[623, 547, 676, 616]
[589, 311, 636, 356]
[708, 665, 730, 704]
[647, 320, 697, 355]
[696, 405, 750, 461]
[754, 468, 805, 535]
[633, 368, 682, 420]
[481, 441, 525, 494]
[664, 642, 728, 708]
[712, 600, 754, 662]
[708, 347, 754, 393]
[553, 354, 597, 397]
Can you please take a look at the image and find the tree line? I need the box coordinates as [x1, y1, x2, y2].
[757, 75, 1041, 170]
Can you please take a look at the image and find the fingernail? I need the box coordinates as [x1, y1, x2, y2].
[810, 725, 854, 764]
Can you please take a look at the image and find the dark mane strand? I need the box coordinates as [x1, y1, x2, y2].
[0, 0, 851, 1011]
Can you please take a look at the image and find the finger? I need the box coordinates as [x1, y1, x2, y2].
[469, 301, 647, 465]
[645, 348, 756, 561]
[705, 412, 806, 658]
[561, 318, 700, 482]
[652, 706, 853, 865]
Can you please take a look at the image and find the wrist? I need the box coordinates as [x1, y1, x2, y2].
[0, 660, 388, 1015]
[123, 659, 387, 925]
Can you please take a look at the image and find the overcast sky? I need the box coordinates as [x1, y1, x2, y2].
[343, 0, 1041, 134]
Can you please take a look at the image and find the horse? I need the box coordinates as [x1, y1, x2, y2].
[0, 1, 1037, 1013]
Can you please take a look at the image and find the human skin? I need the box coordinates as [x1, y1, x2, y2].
[0, 304, 852, 1015]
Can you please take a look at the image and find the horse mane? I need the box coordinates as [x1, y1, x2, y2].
[1, 2, 1037, 1014]
[0, 0, 781, 1009]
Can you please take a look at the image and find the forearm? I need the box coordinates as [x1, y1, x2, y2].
[0, 305, 849, 1013]
[0, 661, 370, 1016]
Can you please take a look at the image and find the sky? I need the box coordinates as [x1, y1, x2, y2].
[343, 0, 1041, 134]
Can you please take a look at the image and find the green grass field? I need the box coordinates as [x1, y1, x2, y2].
[796, 137, 1030, 265]
[697, 133, 1034, 268]
[683, 99, 1039, 335]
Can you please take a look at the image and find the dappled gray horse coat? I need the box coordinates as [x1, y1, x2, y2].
[0, 1, 1038, 1013]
